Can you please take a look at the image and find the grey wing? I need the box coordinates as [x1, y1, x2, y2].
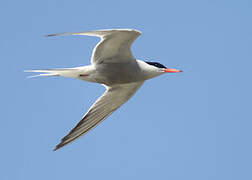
[54, 81, 144, 151]
[46, 29, 142, 64]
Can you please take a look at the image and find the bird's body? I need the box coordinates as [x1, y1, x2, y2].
[71, 60, 163, 85]
[26, 29, 182, 150]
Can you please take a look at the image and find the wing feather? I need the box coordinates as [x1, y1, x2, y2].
[47, 29, 141, 64]
[54, 81, 144, 151]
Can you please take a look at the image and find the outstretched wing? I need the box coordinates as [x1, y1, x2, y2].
[54, 81, 144, 151]
[47, 29, 142, 64]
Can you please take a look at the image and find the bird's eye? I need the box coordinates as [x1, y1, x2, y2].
[144, 61, 167, 69]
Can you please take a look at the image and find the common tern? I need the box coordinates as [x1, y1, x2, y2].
[26, 29, 182, 151]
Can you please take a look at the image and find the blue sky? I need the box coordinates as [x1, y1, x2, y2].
[1, 0, 251, 179]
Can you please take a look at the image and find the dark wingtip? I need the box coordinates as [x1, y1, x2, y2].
[53, 146, 59, 151]
[45, 32, 74, 37]
[45, 34, 57, 37]
[53, 142, 64, 151]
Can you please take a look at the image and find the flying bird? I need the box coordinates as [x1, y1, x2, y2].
[26, 29, 182, 151]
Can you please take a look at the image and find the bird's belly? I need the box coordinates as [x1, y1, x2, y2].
[94, 63, 142, 85]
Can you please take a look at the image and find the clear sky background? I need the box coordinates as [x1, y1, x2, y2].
[1, 0, 251, 179]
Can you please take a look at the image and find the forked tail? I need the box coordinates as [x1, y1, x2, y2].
[24, 68, 81, 79]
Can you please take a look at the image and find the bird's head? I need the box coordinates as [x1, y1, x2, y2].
[144, 61, 183, 73]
